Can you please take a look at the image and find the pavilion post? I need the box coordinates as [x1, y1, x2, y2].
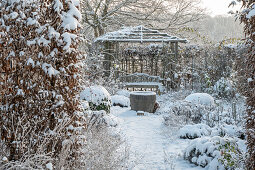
[140, 56, 143, 73]
[150, 55, 154, 75]
[175, 42, 178, 61]
[155, 55, 158, 76]
[103, 41, 114, 77]
[115, 42, 120, 79]
[162, 43, 165, 78]
[125, 58, 128, 74]
[132, 58, 135, 73]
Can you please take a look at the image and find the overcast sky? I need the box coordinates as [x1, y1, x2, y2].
[201, 0, 242, 16]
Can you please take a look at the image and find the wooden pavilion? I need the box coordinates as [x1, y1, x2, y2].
[94, 26, 187, 86]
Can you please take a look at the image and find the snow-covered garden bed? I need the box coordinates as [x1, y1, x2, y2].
[156, 90, 247, 169]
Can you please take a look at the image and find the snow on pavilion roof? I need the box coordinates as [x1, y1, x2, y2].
[94, 25, 187, 43]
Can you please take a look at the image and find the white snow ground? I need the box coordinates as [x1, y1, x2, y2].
[111, 106, 204, 170]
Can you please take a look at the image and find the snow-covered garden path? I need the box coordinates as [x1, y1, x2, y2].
[111, 106, 204, 170]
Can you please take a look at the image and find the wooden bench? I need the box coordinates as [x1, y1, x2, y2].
[119, 73, 164, 93]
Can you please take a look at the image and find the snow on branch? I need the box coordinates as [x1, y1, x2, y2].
[42, 63, 60, 77]
[61, 1, 82, 30]
[62, 32, 77, 51]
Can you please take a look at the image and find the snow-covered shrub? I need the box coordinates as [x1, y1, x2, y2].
[161, 91, 246, 128]
[178, 123, 245, 140]
[200, 99, 246, 127]
[82, 125, 129, 170]
[0, 114, 127, 170]
[203, 73, 213, 89]
[178, 124, 211, 139]
[0, 153, 53, 170]
[111, 95, 130, 107]
[163, 99, 214, 124]
[185, 93, 215, 106]
[211, 77, 235, 99]
[184, 136, 245, 169]
[218, 140, 245, 169]
[80, 86, 111, 113]
[87, 110, 120, 128]
[0, 115, 86, 169]
[183, 93, 215, 123]
[211, 124, 245, 140]
[0, 0, 86, 164]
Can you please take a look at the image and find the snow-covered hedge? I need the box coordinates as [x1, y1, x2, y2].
[184, 136, 245, 169]
[111, 95, 130, 107]
[80, 86, 111, 113]
[178, 124, 245, 140]
[0, 0, 86, 165]
[179, 124, 211, 139]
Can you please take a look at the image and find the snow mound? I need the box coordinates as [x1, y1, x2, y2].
[111, 95, 130, 107]
[80, 86, 111, 105]
[185, 93, 215, 106]
[179, 124, 211, 139]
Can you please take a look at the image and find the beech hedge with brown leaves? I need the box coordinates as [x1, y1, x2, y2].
[0, 0, 86, 166]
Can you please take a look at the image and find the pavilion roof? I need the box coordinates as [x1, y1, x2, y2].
[94, 25, 187, 43]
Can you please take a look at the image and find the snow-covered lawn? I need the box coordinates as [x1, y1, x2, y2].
[111, 106, 204, 170]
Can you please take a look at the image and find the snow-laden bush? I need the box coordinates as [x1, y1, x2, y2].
[0, 115, 86, 169]
[184, 136, 245, 170]
[82, 125, 129, 170]
[0, 153, 53, 170]
[81, 109, 129, 170]
[162, 94, 246, 127]
[87, 110, 120, 128]
[178, 124, 245, 140]
[0, 113, 128, 170]
[111, 95, 130, 107]
[185, 93, 215, 106]
[210, 77, 235, 99]
[200, 99, 246, 127]
[179, 124, 211, 139]
[211, 124, 245, 140]
[163, 99, 215, 124]
[80, 86, 111, 113]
